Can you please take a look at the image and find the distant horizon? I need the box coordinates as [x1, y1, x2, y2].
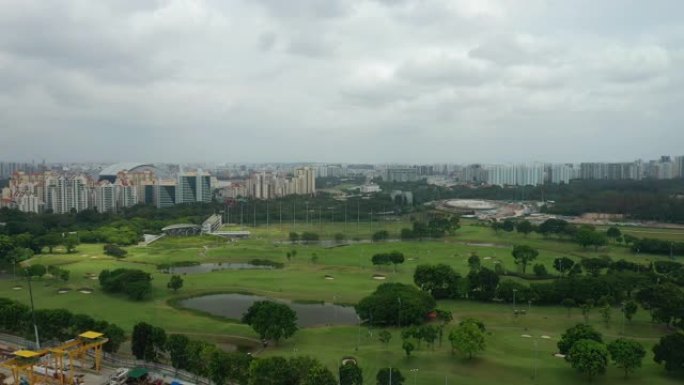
[1, 153, 683, 167]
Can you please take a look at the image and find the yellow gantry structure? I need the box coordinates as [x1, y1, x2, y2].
[1, 349, 48, 385]
[0, 331, 109, 385]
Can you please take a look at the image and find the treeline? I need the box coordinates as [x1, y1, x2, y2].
[494, 218, 684, 257]
[412, 249, 684, 329]
[131, 321, 341, 385]
[380, 178, 684, 223]
[0, 297, 125, 352]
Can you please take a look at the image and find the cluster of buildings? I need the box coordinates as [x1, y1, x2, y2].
[382, 155, 684, 187]
[0, 163, 213, 214]
[1, 155, 683, 213]
[217, 167, 316, 200]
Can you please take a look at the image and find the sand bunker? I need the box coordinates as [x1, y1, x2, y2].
[12, 286, 22, 290]
[57, 288, 71, 294]
[372, 275, 386, 280]
[324, 275, 335, 280]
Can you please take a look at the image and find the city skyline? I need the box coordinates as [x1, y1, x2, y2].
[1, 1, 683, 163]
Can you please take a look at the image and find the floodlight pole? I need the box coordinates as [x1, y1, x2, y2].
[26, 271, 40, 349]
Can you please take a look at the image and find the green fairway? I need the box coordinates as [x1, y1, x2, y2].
[2, 221, 682, 385]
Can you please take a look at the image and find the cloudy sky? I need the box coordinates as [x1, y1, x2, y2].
[1, 0, 683, 164]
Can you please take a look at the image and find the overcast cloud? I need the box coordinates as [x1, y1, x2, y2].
[0, 0, 683, 164]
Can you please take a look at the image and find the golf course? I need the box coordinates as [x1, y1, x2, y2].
[2, 219, 683, 385]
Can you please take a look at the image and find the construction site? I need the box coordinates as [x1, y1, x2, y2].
[0, 333, 191, 385]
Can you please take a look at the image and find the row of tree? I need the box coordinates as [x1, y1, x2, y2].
[131, 321, 368, 385]
[558, 323, 684, 379]
[99, 268, 152, 300]
[0, 232, 80, 263]
[0, 297, 124, 352]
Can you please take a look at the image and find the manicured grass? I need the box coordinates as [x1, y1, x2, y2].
[2, 221, 682, 385]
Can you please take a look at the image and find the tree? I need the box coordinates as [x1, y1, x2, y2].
[37, 233, 61, 253]
[448, 319, 486, 359]
[167, 275, 184, 292]
[301, 364, 337, 385]
[167, 334, 190, 370]
[511, 245, 538, 274]
[25, 264, 47, 278]
[467, 253, 481, 272]
[356, 283, 436, 327]
[558, 324, 603, 355]
[248, 356, 293, 385]
[103, 244, 127, 258]
[567, 339, 609, 380]
[0, 235, 15, 258]
[581, 257, 611, 277]
[339, 362, 363, 385]
[242, 301, 298, 344]
[379, 330, 392, 347]
[516, 220, 533, 237]
[372, 253, 391, 267]
[62, 235, 80, 253]
[652, 332, 684, 372]
[376, 368, 404, 385]
[608, 338, 646, 378]
[413, 264, 460, 299]
[289, 232, 299, 244]
[553, 257, 575, 276]
[467, 267, 499, 301]
[131, 322, 166, 362]
[635, 283, 684, 327]
[606, 227, 622, 242]
[372, 230, 389, 242]
[420, 325, 438, 349]
[623, 300, 637, 322]
[533, 263, 548, 277]
[502, 220, 515, 232]
[401, 340, 415, 357]
[99, 268, 152, 300]
[389, 251, 405, 271]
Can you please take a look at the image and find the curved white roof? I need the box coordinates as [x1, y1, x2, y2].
[99, 162, 155, 176]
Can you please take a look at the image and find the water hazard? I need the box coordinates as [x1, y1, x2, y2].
[161, 262, 274, 274]
[180, 293, 359, 327]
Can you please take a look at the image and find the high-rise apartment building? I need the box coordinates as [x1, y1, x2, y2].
[94, 182, 116, 213]
[156, 181, 177, 208]
[486, 164, 544, 186]
[176, 170, 212, 204]
[44, 175, 91, 214]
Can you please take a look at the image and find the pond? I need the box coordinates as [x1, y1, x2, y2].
[180, 293, 359, 327]
[161, 263, 274, 274]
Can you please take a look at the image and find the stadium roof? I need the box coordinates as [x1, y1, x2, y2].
[99, 162, 155, 177]
[161, 224, 202, 231]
